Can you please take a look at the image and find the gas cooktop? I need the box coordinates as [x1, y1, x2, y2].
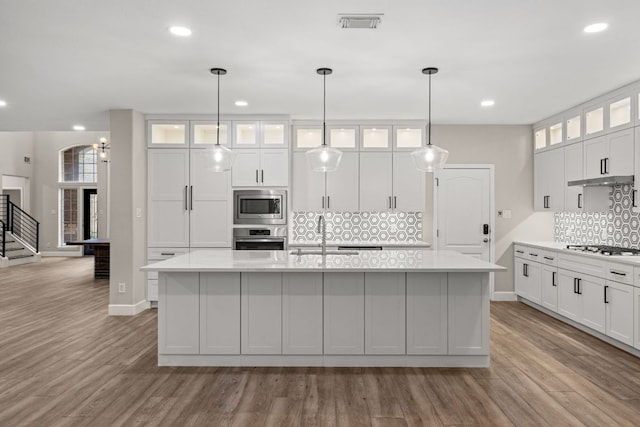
[566, 245, 640, 256]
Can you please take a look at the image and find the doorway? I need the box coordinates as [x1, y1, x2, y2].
[435, 165, 496, 296]
[82, 189, 98, 254]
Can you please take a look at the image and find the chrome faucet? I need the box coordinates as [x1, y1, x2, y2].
[317, 214, 327, 256]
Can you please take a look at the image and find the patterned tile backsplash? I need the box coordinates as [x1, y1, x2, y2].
[554, 184, 640, 248]
[291, 211, 423, 242]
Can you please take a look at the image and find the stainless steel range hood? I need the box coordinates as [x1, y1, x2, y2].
[567, 175, 634, 187]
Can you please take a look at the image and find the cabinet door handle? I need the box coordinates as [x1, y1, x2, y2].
[604, 285, 609, 304]
[543, 256, 554, 261]
[160, 252, 175, 256]
[552, 271, 557, 287]
[578, 193, 582, 209]
[255, 169, 259, 183]
[516, 250, 524, 254]
[609, 270, 626, 277]
[529, 253, 538, 257]
[573, 278, 578, 294]
[543, 195, 550, 209]
[261, 169, 264, 183]
[633, 190, 637, 208]
[605, 158, 609, 174]
[577, 278, 582, 295]
[184, 186, 188, 211]
[321, 196, 325, 209]
[190, 185, 193, 210]
[600, 158, 605, 175]
[523, 263, 528, 277]
[327, 196, 330, 209]
[393, 196, 397, 209]
[388, 196, 392, 209]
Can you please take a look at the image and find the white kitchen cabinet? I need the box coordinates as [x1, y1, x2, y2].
[514, 257, 527, 298]
[190, 120, 230, 147]
[634, 276, 640, 349]
[293, 126, 323, 150]
[534, 147, 565, 211]
[584, 129, 635, 179]
[607, 94, 633, 131]
[365, 273, 406, 355]
[634, 127, 640, 213]
[392, 152, 425, 211]
[323, 273, 365, 355]
[557, 269, 581, 322]
[189, 150, 232, 247]
[406, 273, 447, 355]
[393, 126, 425, 150]
[360, 152, 425, 212]
[291, 152, 325, 211]
[359, 152, 393, 211]
[534, 126, 548, 151]
[325, 152, 359, 211]
[514, 255, 541, 304]
[360, 126, 391, 150]
[241, 273, 282, 355]
[200, 273, 240, 354]
[328, 126, 358, 150]
[147, 120, 189, 147]
[158, 272, 199, 354]
[148, 149, 190, 247]
[565, 111, 582, 142]
[232, 149, 288, 187]
[605, 280, 634, 346]
[584, 104, 605, 139]
[282, 273, 323, 355]
[564, 142, 609, 212]
[548, 121, 564, 146]
[579, 275, 606, 333]
[448, 273, 489, 355]
[232, 120, 288, 148]
[541, 264, 558, 312]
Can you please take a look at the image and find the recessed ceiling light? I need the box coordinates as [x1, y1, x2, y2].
[169, 26, 192, 37]
[481, 99, 495, 107]
[0, 100, 6, 107]
[234, 100, 248, 107]
[584, 22, 608, 33]
[73, 125, 85, 131]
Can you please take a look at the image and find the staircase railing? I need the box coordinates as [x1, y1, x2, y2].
[0, 195, 7, 258]
[1, 219, 5, 258]
[9, 202, 39, 253]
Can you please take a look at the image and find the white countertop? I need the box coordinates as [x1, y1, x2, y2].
[142, 249, 506, 273]
[514, 241, 640, 267]
[289, 241, 431, 248]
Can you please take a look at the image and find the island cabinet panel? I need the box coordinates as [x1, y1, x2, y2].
[200, 273, 240, 354]
[406, 273, 447, 355]
[159, 273, 200, 354]
[365, 273, 406, 354]
[447, 273, 489, 355]
[241, 273, 282, 355]
[282, 273, 323, 354]
[324, 273, 365, 355]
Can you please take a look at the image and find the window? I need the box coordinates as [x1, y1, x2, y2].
[61, 145, 97, 183]
[61, 189, 78, 243]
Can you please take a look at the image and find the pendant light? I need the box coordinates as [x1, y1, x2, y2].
[208, 67, 235, 172]
[411, 67, 449, 172]
[306, 67, 343, 172]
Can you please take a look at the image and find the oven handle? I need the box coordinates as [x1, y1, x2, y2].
[234, 238, 286, 243]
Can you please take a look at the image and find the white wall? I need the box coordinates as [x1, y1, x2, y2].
[425, 125, 554, 292]
[32, 131, 109, 252]
[0, 131, 35, 194]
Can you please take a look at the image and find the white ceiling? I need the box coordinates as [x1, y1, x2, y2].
[2, 0, 640, 131]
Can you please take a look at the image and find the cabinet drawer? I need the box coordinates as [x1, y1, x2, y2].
[514, 245, 556, 265]
[606, 262, 635, 286]
[147, 247, 190, 261]
[558, 253, 607, 278]
[514, 245, 528, 259]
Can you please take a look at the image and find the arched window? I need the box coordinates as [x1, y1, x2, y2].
[59, 145, 99, 245]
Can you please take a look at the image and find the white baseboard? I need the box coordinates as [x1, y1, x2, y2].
[108, 300, 148, 316]
[492, 291, 517, 301]
[41, 250, 82, 257]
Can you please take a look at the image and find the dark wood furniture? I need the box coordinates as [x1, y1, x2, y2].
[67, 238, 110, 279]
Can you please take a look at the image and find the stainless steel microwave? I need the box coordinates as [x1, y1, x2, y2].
[233, 190, 287, 225]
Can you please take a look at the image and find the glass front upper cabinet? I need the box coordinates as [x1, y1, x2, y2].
[360, 126, 391, 150]
[191, 121, 230, 146]
[608, 96, 631, 129]
[549, 122, 563, 146]
[233, 121, 258, 147]
[585, 106, 604, 137]
[534, 127, 547, 151]
[328, 126, 358, 149]
[148, 121, 189, 147]
[262, 122, 288, 147]
[293, 126, 323, 150]
[394, 126, 424, 150]
[565, 115, 581, 141]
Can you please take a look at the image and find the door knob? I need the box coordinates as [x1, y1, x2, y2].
[483, 238, 489, 243]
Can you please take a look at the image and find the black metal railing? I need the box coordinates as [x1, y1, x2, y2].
[9, 202, 39, 253]
[0, 194, 40, 256]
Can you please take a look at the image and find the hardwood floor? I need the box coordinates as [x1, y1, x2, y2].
[1, 257, 640, 426]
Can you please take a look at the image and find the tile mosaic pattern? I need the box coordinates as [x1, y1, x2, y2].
[554, 185, 640, 248]
[292, 211, 422, 243]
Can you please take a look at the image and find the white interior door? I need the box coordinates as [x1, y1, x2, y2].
[435, 167, 493, 263]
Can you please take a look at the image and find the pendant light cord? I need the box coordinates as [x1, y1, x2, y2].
[322, 72, 327, 147]
[216, 72, 221, 147]
[427, 72, 432, 147]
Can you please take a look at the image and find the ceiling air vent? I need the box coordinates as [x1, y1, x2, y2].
[338, 14, 383, 29]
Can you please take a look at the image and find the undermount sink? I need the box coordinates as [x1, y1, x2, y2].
[290, 249, 359, 256]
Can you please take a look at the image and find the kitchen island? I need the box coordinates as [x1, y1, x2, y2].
[142, 249, 505, 367]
